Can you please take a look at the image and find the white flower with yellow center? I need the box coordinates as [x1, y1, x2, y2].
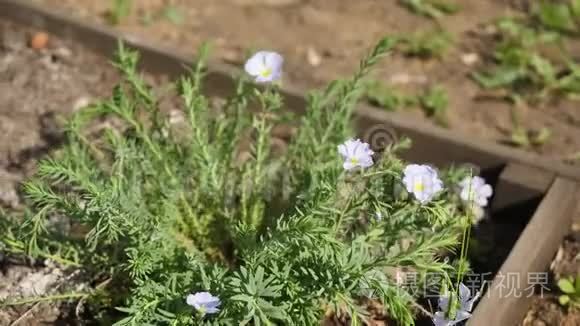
[459, 176, 493, 207]
[244, 51, 283, 83]
[338, 138, 374, 170]
[402, 164, 443, 204]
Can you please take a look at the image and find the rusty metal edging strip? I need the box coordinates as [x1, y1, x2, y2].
[1, 0, 580, 184]
[468, 177, 579, 326]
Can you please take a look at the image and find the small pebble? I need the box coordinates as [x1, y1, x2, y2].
[307, 47, 322, 67]
[72, 96, 92, 112]
[461, 53, 479, 66]
[53, 46, 73, 63]
[30, 31, 49, 50]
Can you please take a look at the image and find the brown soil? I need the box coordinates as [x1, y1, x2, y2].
[0, 20, 120, 209]
[0, 18, 121, 324]
[29, 0, 580, 164]
[0, 259, 75, 325]
[522, 220, 580, 326]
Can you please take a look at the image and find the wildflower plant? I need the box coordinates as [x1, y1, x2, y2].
[433, 283, 480, 326]
[3, 38, 486, 325]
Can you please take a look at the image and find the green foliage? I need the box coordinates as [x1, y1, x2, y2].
[510, 127, 552, 149]
[108, 0, 132, 25]
[536, 1, 577, 32]
[363, 81, 449, 127]
[400, 29, 454, 59]
[533, 0, 580, 33]
[2, 39, 473, 325]
[506, 102, 551, 149]
[400, 0, 460, 19]
[419, 85, 449, 127]
[557, 276, 580, 308]
[163, 5, 184, 25]
[572, 0, 580, 18]
[111, 2, 183, 26]
[472, 16, 580, 102]
[140, 5, 185, 26]
[363, 80, 417, 111]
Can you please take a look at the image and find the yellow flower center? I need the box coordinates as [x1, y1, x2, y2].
[350, 157, 359, 164]
[260, 67, 272, 78]
[414, 181, 424, 193]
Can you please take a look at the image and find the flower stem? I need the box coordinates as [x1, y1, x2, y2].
[1, 292, 89, 307]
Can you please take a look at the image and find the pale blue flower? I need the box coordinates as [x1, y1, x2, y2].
[402, 164, 443, 204]
[338, 139, 374, 170]
[433, 283, 480, 326]
[244, 51, 283, 83]
[432, 310, 472, 326]
[459, 176, 493, 207]
[186, 291, 221, 315]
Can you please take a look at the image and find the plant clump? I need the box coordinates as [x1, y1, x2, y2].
[1, 38, 489, 325]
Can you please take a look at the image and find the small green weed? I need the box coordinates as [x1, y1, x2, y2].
[162, 5, 184, 25]
[364, 80, 417, 111]
[107, 0, 132, 25]
[400, 0, 460, 19]
[509, 126, 552, 148]
[558, 276, 580, 308]
[472, 16, 580, 103]
[533, 0, 580, 33]
[507, 101, 551, 149]
[400, 29, 454, 59]
[363, 81, 450, 127]
[129, 4, 185, 26]
[419, 85, 449, 127]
